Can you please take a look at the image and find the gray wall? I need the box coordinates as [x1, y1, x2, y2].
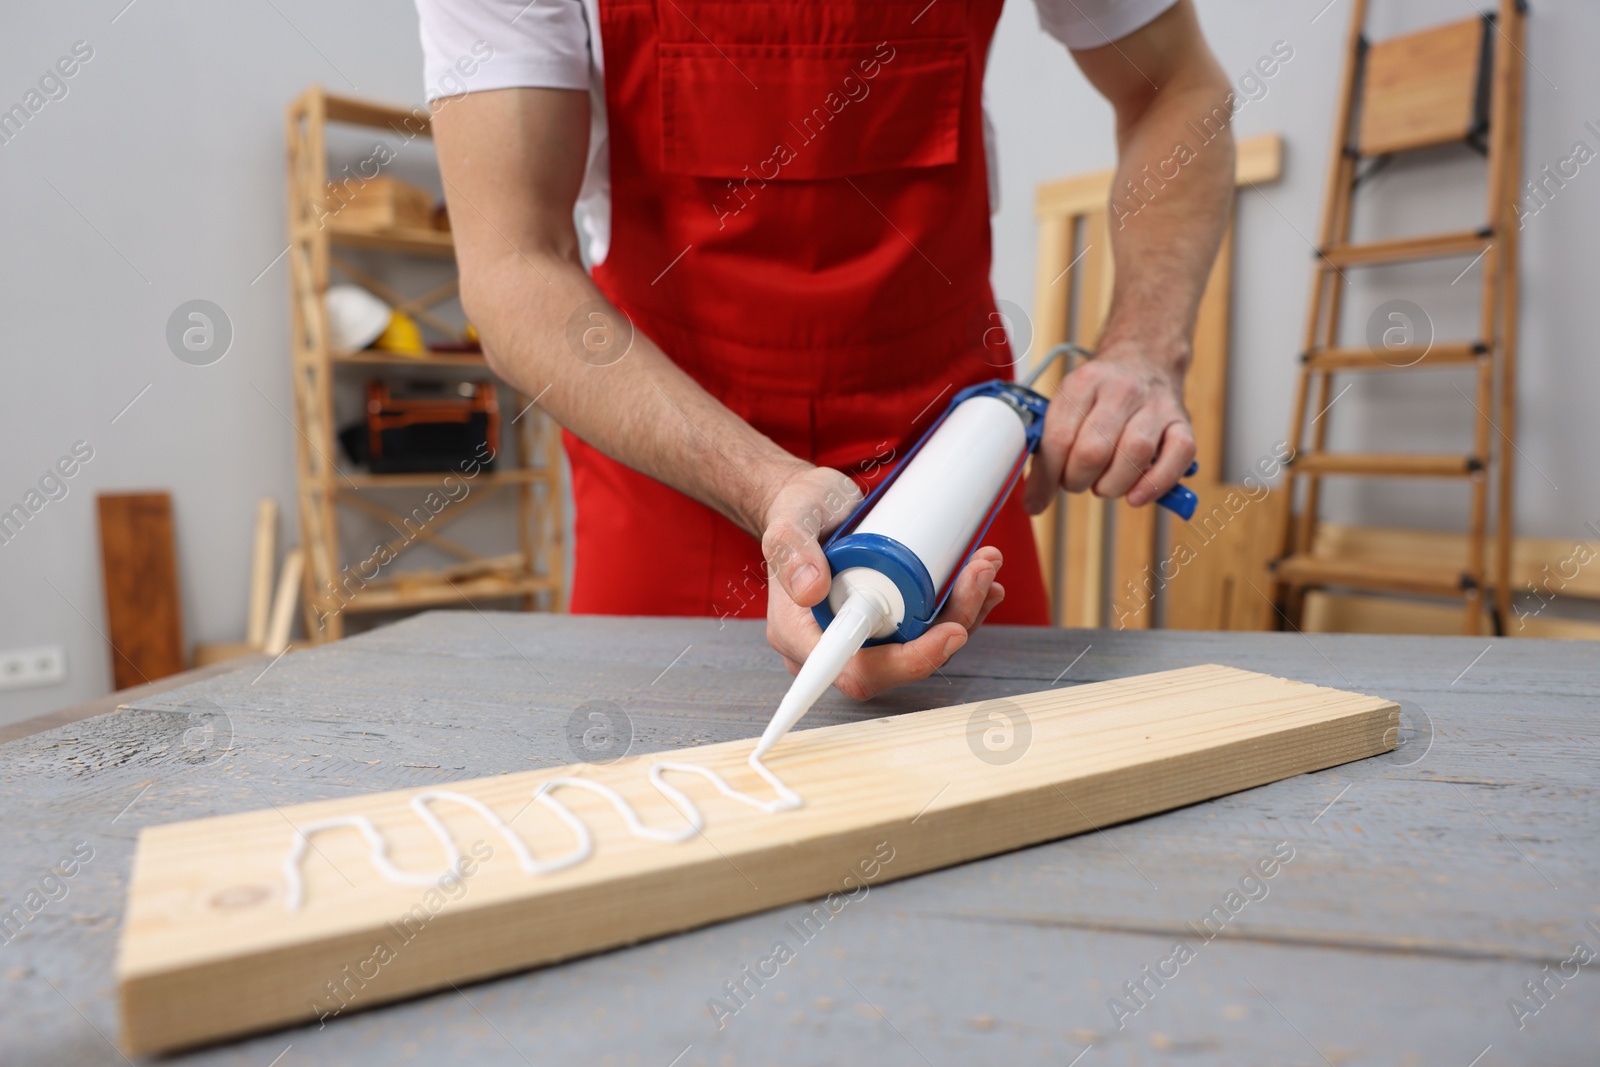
[3, 1, 1596, 726]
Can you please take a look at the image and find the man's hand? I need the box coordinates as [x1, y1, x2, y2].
[1023, 342, 1197, 514]
[761, 466, 1007, 701]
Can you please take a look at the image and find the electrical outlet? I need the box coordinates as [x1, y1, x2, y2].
[0, 645, 67, 691]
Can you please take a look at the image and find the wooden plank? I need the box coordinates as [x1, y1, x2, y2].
[1063, 493, 1106, 627]
[1234, 130, 1285, 189]
[116, 664, 1397, 1054]
[332, 350, 487, 368]
[263, 549, 303, 656]
[1029, 213, 1074, 619]
[1108, 500, 1155, 629]
[246, 499, 277, 649]
[339, 469, 547, 489]
[1164, 485, 1287, 631]
[1313, 523, 1600, 601]
[1491, 0, 1528, 629]
[1187, 226, 1234, 479]
[1227, 488, 1289, 631]
[1141, 218, 1240, 632]
[339, 571, 558, 613]
[1029, 218, 1073, 355]
[1061, 214, 1113, 628]
[96, 493, 185, 689]
[321, 91, 432, 136]
[1357, 17, 1483, 157]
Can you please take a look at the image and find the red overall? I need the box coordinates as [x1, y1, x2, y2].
[568, 0, 1049, 625]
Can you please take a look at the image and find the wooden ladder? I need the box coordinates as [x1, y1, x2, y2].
[1272, 0, 1527, 635]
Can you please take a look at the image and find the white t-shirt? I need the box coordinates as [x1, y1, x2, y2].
[415, 0, 1178, 265]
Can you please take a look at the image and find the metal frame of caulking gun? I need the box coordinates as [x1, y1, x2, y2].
[813, 344, 1199, 645]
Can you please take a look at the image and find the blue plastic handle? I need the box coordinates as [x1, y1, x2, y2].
[1154, 461, 1200, 521]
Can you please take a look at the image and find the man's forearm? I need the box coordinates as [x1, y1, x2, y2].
[466, 247, 809, 537]
[435, 87, 809, 540]
[1099, 64, 1236, 373]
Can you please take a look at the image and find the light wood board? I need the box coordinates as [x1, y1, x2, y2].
[1164, 484, 1289, 632]
[263, 548, 303, 656]
[1357, 16, 1483, 156]
[1312, 522, 1600, 602]
[1034, 132, 1284, 218]
[1303, 590, 1600, 641]
[245, 498, 277, 649]
[116, 664, 1395, 1054]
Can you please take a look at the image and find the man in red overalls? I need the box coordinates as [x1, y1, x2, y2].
[425, 0, 1234, 698]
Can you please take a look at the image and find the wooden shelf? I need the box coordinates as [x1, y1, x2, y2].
[332, 350, 486, 368]
[323, 221, 455, 257]
[334, 469, 548, 490]
[339, 572, 560, 613]
[285, 84, 565, 643]
[321, 91, 432, 136]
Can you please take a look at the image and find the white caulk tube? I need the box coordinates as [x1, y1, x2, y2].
[754, 392, 1032, 758]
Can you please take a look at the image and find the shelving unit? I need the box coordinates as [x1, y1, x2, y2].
[284, 86, 563, 643]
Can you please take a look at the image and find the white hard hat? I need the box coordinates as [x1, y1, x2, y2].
[324, 285, 392, 352]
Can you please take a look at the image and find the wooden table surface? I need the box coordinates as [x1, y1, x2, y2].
[4, 612, 1596, 1066]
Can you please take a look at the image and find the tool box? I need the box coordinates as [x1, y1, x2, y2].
[338, 380, 499, 473]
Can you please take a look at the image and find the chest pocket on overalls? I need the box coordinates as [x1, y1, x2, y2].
[657, 0, 970, 181]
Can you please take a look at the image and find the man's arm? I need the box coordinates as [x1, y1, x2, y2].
[432, 87, 814, 537]
[1023, 0, 1235, 512]
[433, 87, 1001, 697]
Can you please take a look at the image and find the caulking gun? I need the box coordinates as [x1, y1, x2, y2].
[753, 344, 1199, 758]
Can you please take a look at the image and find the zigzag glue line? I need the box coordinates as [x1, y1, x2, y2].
[282, 752, 802, 911]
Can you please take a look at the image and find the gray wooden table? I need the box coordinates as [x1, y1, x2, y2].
[3, 612, 1597, 1066]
